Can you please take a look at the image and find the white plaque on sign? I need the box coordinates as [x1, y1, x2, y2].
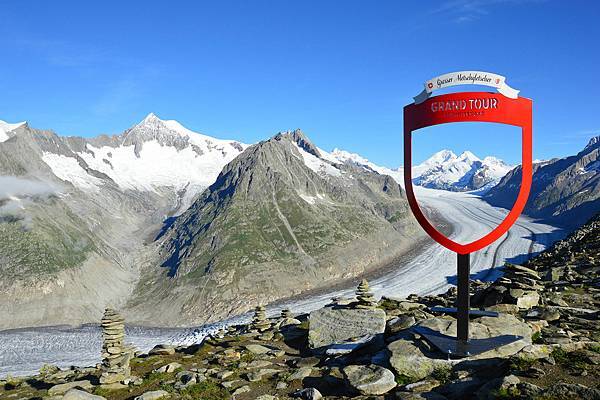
[414, 71, 520, 104]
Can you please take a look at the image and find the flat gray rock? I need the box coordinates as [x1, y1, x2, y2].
[325, 334, 378, 355]
[47, 381, 94, 396]
[343, 364, 396, 395]
[388, 339, 447, 381]
[417, 313, 532, 359]
[308, 306, 386, 349]
[134, 390, 170, 400]
[63, 389, 107, 400]
[245, 344, 273, 354]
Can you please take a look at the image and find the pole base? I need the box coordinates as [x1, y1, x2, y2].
[414, 326, 524, 358]
[429, 306, 499, 318]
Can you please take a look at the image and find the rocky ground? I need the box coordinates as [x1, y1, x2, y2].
[1, 213, 599, 400]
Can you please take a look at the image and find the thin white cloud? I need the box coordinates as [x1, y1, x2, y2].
[91, 67, 160, 117]
[432, 0, 546, 24]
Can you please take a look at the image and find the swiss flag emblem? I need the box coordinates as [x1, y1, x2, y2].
[427, 82, 434, 89]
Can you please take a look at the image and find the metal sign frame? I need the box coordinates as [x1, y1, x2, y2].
[403, 89, 533, 356]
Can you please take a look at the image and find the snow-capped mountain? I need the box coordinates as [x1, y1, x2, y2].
[41, 113, 248, 212]
[324, 148, 404, 183]
[324, 147, 512, 192]
[413, 150, 513, 192]
[0, 119, 26, 142]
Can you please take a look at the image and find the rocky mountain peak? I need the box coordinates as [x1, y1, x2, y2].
[414, 149, 512, 192]
[584, 135, 600, 151]
[275, 129, 321, 158]
[457, 150, 481, 163]
[140, 112, 160, 124]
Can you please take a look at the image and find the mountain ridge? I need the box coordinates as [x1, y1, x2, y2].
[485, 135, 600, 227]
[124, 129, 421, 326]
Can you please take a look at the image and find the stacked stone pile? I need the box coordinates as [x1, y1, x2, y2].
[472, 263, 542, 310]
[355, 279, 377, 309]
[274, 308, 301, 330]
[99, 308, 131, 384]
[251, 305, 271, 332]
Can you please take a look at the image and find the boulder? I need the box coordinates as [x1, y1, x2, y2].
[388, 315, 416, 333]
[47, 381, 94, 396]
[325, 334, 382, 355]
[308, 306, 386, 349]
[395, 393, 448, 400]
[245, 344, 273, 354]
[485, 304, 520, 314]
[155, 362, 182, 373]
[232, 385, 251, 396]
[288, 367, 312, 381]
[418, 314, 532, 359]
[516, 291, 540, 309]
[246, 368, 281, 382]
[134, 390, 170, 400]
[293, 387, 323, 399]
[474, 375, 520, 400]
[63, 389, 107, 400]
[517, 344, 553, 360]
[149, 344, 176, 356]
[343, 364, 397, 395]
[544, 383, 600, 399]
[438, 377, 486, 400]
[388, 339, 445, 381]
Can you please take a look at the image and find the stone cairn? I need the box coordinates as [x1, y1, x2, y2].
[473, 263, 542, 309]
[355, 279, 377, 309]
[251, 305, 271, 331]
[100, 308, 131, 384]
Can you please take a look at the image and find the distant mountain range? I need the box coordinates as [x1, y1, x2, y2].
[486, 136, 600, 227]
[0, 115, 419, 329]
[0, 113, 598, 329]
[412, 150, 512, 192]
[325, 148, 513, 192]
[0, 114, 250, 328]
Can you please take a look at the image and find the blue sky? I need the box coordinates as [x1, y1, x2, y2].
[1, 1, 598, 166]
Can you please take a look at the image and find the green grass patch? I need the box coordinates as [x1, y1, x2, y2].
[93, 386, 130, 398]
[178, 381, 231, 400]
[588, 343, 600, 354]
[550, 348, 589, 371]
[298, 320, 309, 330]
[491, 386, 521, 399]
[240, 352, 255, 363]
[378, 298, 398, 311]
[395, 374, 418, 386]
[510, 356, 536, 372]
[431, 365, 452, 385]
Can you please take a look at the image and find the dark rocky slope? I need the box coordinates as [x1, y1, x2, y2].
[485, 136, 600, 227]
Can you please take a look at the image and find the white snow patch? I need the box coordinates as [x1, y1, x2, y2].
[77, 115, 247, 196]
[324, 148, 404, 182]
[294, 143, 342, 177]
[41, 153, 102, 191]
[0, 119, 26, 143]
[299, 193, 317, 204]
[414, 150, 512, 191]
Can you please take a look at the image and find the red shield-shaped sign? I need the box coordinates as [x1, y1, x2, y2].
[403, 92, 532, 255]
